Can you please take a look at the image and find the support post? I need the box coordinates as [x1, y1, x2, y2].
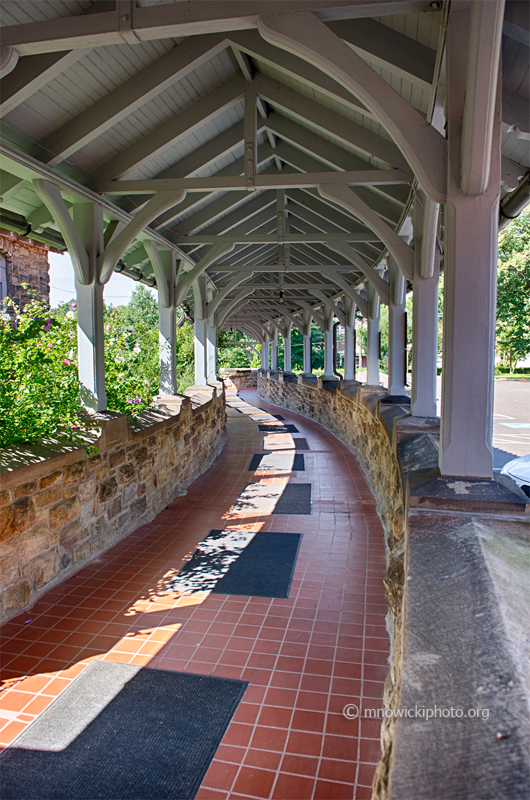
[193, 277, 208, 385]
[411, 195, 440, 417]
[439, 4, 502, 478]
[270, 327, 278, 371]
[207, 322, 217, 380]
[366, 283, 380, 385]
[72, 202, 106, 412]
[158, 250, 177, 395]
[323, 308, 334, 378]
[344, 297, 356, 381]
[283, 322, 292, 372]
[260, 338, 270, 371]
[303, 333, 312, 374]
[387, 257, 407, 396]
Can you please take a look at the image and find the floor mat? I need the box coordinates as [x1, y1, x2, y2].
[167, 529, 302, 598]
[231, 482, 312, 516]
[248, 453, 305, 471]
[258, 424, 299, 433]
[212, 531, 302, 597]
[0, 661, 246, 800]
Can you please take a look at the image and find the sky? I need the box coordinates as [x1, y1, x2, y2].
[49, 251, 157, 308]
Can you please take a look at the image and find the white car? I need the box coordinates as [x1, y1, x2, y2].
[501, 455, 530, 497]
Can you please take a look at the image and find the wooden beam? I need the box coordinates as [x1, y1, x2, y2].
[0, 50, 86, 116]
[254, 75, 408, 170]
[258, 11, 448, 203]
[95, 75, 246, 181]
[319, 182, 414, 280]
[100, 168, 411, 194]
[98, 190, 185, 283]
[32, 179, 90, 284]
[461, 0, 505, 195]
[326, 18, 436, 89]
[40, 35, 228, 166]
[175, 243, 235, 307]
[180, 232, 380, 245]
[2, 3, 429, 55]
[228, 30, 370, 117]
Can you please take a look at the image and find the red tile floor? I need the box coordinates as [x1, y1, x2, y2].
[0, 388, 389, 799]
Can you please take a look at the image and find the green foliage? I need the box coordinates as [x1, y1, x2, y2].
[175, 321, 195, 393]
[0, 287, 198, 447]
[0, 298, 84, 447]
[496, 209, 530, 371]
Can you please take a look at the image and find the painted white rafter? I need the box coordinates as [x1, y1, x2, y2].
[319, 182, 414, 281]
[98, 190, 185, 283]
[175, 243, 235, 307]
[257, 11, 447, 203]
[32, 179, 91, 284]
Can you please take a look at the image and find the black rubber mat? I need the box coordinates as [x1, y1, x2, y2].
[212, 531, 302, 597]
[272, 415, 285, 420]
[293, 438, 310, 450]
[274, 483, 312, 514]
[0, 661, 246, 800]
[248, 453, 305, 471]
[258, 424, 299, 433]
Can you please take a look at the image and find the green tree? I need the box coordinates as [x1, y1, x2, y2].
[496, 209, 530, 371]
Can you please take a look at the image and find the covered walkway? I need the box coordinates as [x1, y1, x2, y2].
[0, 388, 388, 799]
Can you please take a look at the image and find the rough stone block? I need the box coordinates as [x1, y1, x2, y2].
[96, 465, 109, 481]
[63, 461, 87, 486]
[98, 477, 118, 502]
[14, 480, 37, 498]
[0, 497, 36, 541]
[109, 448, 126, 469]
[78, 479, 96, 503]
[58, 519, 83, 550]
[35, 483, 63, 509]
[20, 523, 49, 563]
[5, 580, 31, 611]
[73, 541, 91, 565]
[130, 497, 146, 520]
[0, 551, 20, 588]
[0, 490, 13, 507]
[49, 496, 80, 531]
[133, 446, 148, 466]
[117, 463, 135, 484]
[33, 549, 59, 589]
[39, 470, 62, 489]
[108, 497, 122, 520]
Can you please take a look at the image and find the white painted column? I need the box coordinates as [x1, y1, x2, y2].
[323, 309, 334, 379]
[440, 5, 501, 479]
[260, 338, 270, 371]
[366, 284, 380, 385]
[411, 259, 440, 418]
[344, 325, 355, 380]
[344, 297, 356, 381]
[206, 323, 217, 381]
[387, 258, 407, 396]
[72, 203, 107, 412]
[158, 251, 177, 395]
[283, 323, 292, 372]
[302, 334, 312, 374]
[270, 328, 278, 371]
[194, 317, 208, 385]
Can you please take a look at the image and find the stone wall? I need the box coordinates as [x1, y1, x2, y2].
[0, 384, 226, 621]
[220, 368, 258, 389]
[0, 232, 50, 307]
[257, 372, 530, 800]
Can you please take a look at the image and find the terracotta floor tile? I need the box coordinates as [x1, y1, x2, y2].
[232, 767, 276, 799]
[272, 772, 315, 799]
[0, 390, 389, 800]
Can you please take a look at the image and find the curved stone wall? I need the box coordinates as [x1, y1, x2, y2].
[257, 372, 530, 800]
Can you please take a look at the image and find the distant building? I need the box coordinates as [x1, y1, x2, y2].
[0, 231, 50, 308]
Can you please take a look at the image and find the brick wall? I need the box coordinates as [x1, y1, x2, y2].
[0, 384, 226, 621]
[0, 232, 50, 308]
